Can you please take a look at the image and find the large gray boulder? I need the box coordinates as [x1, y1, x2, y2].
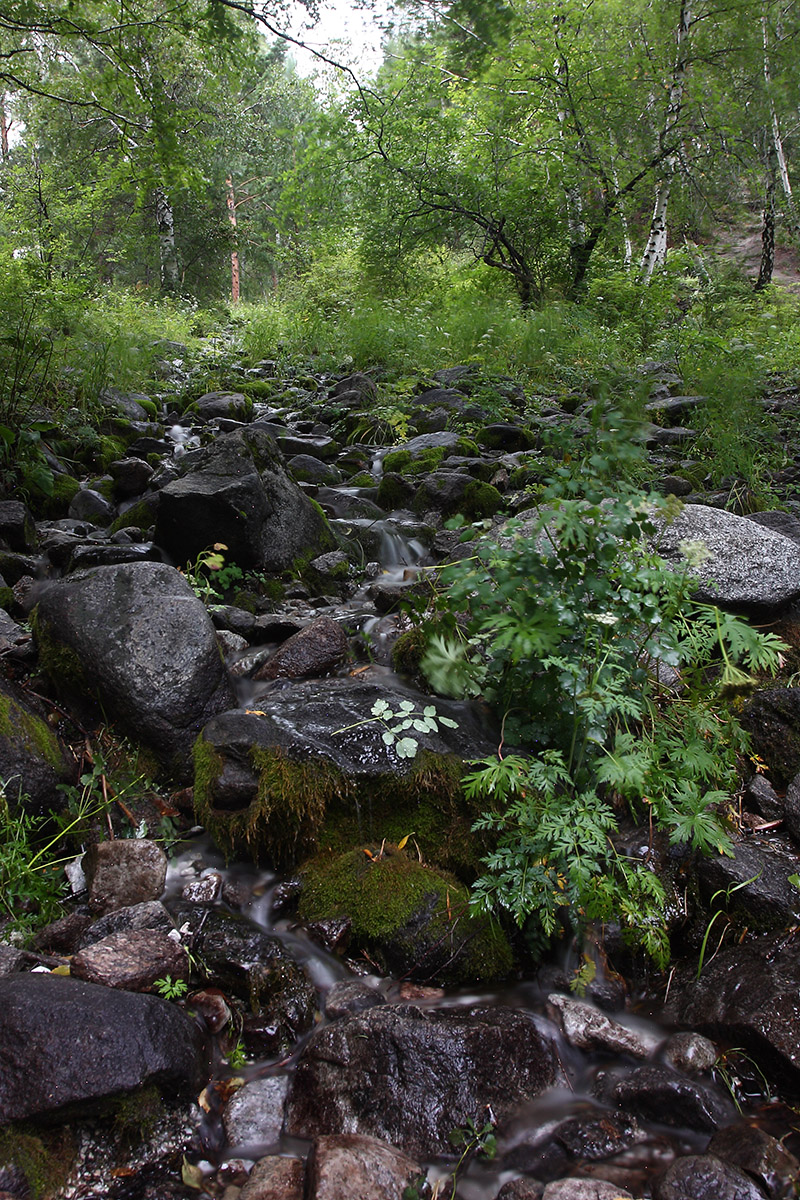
[32, 561, 235, 777]
[651, 503, 800, 607]
[153, 426, 336, 572]
[0, 973, 206, 1124]
[285, 1003, 558, 1159]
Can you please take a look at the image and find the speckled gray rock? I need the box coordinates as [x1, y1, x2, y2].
[653, 1153, 767, 1200]
[239, 1156, 304, 1200]
[223, 1076, 289, 1150]
[286, 1003, 558, 1159]
[546, 994, 660, 1059]
[83, 839, 168, 915]
[70, 928, 189, 992]
[651, 503, 800, 607]
[542, 1181, 634, 1200]
[33, 561, 236, 776]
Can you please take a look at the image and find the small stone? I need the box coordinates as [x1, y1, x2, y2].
[547, 993, 659, 1059]
[223, 1076, 289, 1150]
[182, 872, 223, 903]
[653, 1153, 766, 1200]
[84, 839, 168, 915]
[306, 1134, 420, 1200]
[324, 980, 384, 1020]
[239, 1152, 304, 1200]
[542, 1181, 634, 1200]
[71, 928, 189, 992]
[662, 1032, 718, 1075]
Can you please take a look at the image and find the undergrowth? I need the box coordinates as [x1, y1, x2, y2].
[418, 414, 786, 965]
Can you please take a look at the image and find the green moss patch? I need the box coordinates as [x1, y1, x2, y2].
[0, 1126, 75, 1200]
[193, 728, 487, 879]
[299, 846, 513, 986]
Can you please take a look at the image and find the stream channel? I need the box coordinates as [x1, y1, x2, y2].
[154, 431, 791, 1198]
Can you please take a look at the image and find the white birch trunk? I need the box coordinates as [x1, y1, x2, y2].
[154, 186, 180, 294]
[763, 7, 800, 239]
[225, 175, 241, 306]
[639, 0, 692, 282]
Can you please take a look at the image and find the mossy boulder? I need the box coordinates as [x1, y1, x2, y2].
[0, 676, 76, 815]
[299, 847, 513, 986]
[193, 677, 499, 875]
[413, 471, 504, 520]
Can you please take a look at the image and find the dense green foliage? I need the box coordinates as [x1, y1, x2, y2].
[421, 424, 786, 962]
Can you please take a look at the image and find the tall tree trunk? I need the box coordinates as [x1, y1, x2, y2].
[639, 0, 692, 282]
[755, 143, 777, 291]
[154, 186, 180, 295]
[762, 6, 800, 241]
[0, 94, 10, 161]
[225, 175, 241, 306]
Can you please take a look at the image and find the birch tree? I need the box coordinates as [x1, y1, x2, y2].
[638, 0, 693, 282]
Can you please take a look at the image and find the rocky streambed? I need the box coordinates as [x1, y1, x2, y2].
[3, 358, 800, 1198]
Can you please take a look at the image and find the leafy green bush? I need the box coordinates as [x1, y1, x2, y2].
[420, 417, 785, 964]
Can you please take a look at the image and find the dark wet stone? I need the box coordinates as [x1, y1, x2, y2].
[741, 688, 800, 788]
[0, 674, 76, 816]
[708, 1121, 800, 1199]
[0, 973, 206, 1123]
[76, 900, 176, 949]
[34, 561, 236, 778]
[695, 840, 800, 931]
[783, 773, 800, 846]
[108, 457, 155, 498]
[195, 391, 249, 421]
[0, 501, 36, 551]
[599, 1063, 733, 1131]
[671, 929, 800, 1092]
[324, 980, 385, 1020]
[154, 426, 334, 572]
[653, 1153, 767, 1200]
[194, 676, 497, 871]
[252, 615, 348, 681]
[69, 487, 115, 525]
[172, 907, 316, 1050]
[285, 1003, 558, 1159]
[743, 773, 785, 823]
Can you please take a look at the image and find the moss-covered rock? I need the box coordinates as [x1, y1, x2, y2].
[193, 678, 500, 876]
[0, 1125, 75, 1200]
[299, 847, 513, 986]
[0, 676, 76, 815]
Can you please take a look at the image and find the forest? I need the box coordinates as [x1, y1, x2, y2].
[4, 2, 800, 1198]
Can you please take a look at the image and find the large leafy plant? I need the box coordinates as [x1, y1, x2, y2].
[422, 423, 785, 964]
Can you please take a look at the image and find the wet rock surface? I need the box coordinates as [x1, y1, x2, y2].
[670, 930, 800, 1091]
[0, 973, 207, 1123]
[32, 561, 235, 775]
[285, 1003, 559, 1158]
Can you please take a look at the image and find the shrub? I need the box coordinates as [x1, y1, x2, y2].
[420, 415, 786, 964]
